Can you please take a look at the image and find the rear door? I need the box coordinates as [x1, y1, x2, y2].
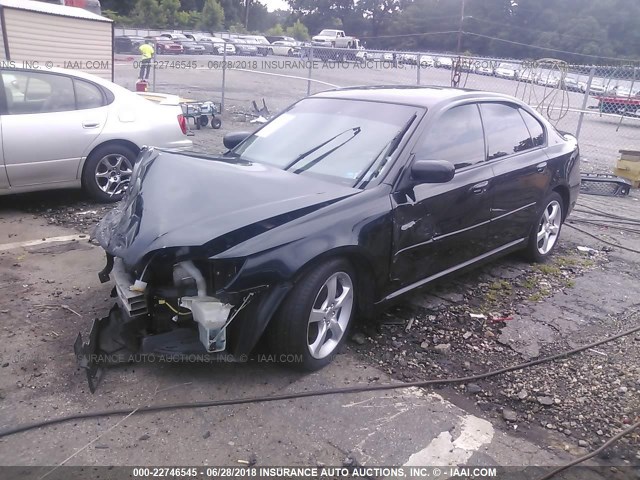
[390, 103, 494, 291]
[0, 77, 9, 190]
[0, 70, 108, 188]
[480, 102, 551, 249]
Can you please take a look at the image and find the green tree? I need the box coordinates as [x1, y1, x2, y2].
[161, 0, 181, 28]
[200, 0, 225, 31]
[131, 0, 166, 28]
[176, 10, 202, 28]
[102, 9, 134, 25]
[286, 20, 310, 40]
[267, 24, 285, 36]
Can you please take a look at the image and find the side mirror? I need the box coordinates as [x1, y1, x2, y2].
[223, 131, 252, 150]
[410, 160, 455, 185]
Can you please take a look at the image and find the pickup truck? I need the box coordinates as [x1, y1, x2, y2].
[312, 29, 359, 48]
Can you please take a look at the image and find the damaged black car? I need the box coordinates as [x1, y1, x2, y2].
[79, 86, 580, 387]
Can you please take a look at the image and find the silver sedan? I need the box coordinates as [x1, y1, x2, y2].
[0, 68, 192, 202]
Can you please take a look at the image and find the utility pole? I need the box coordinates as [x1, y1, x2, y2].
[245, 0, 251, 30]
[456, 0, 466, 54]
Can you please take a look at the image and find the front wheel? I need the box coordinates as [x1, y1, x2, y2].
[268, 259, 356, 371]
[524, 192, 564, 262]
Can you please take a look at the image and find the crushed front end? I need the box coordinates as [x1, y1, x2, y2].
[75, 148, 287, 392]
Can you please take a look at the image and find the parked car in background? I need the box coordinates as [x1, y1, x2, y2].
[399, 53, 418, 65]
[227, 38, 259, 56]
[436, 57, 454, 69]
[190, 35, 236, 55]
[537, 73, 561, 88]
[174, 39, 206, 55]
[150, 37, 184, 55]
[159, 32, 190, 41]
[0, 68, 191, 202]
[562, 76, 584, 93]
[587, 81, 607, 96]
[494, 63, 519, 79]
[241, 35, 271, 56]
[266, 35, 298, 44]
[365, 51, 395, 63]
[89, 86, 580, 374]
[517, 69, 538, 83]
[114, 35, 145, 54]
[269, 40, 301, 57]
[476, 62, 496, 76]
[400, 53, 434, 67]
[613, 86, 640, 98]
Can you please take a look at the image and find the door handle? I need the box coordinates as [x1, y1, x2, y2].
[470, 181, 489, 194]
[536, 162, 547, 173]
[82, 122, 100, 128]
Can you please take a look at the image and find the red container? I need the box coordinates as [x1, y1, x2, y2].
[135, 80, 148, 92]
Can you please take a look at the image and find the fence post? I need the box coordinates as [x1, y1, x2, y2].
[575, 67, 595, 139]
[152, 40, 157, 92]
[417, 53, 421, 85]
[221, 47, 227, 113]
[307, 46, 314, 96]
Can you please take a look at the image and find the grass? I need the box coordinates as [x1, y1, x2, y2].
[535, 264, 562, 276]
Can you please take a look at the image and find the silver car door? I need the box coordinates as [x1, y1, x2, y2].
[0, 70, 107, 188]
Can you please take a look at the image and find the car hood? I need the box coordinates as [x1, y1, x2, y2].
[94, 149, 359, 269]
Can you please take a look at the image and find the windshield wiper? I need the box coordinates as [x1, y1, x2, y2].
[353, 113, 418, 188]
[284, 127, 361, 172]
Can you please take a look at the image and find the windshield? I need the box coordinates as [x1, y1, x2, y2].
[231, 98, 421, 187]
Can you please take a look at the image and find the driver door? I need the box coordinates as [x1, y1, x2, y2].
[390, 103, 494, 293]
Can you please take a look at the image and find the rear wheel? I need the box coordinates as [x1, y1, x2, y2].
[268, 258, 356, 371]
[82, 144, 137, 203]
[524, 192, 564, 262]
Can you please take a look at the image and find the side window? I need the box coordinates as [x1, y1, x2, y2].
[479, 103, 534, 160]
[414, 104, 485, 169]
[2, 71, 75, 114]
[519, 109, 545, 147]
[74, 79, 105, 110]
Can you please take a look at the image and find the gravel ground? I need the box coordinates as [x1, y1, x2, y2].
[348, 242, 640, 464]
[6, 181, 639, 467]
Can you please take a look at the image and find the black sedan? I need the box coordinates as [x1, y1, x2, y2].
[83, 86, 580, 380]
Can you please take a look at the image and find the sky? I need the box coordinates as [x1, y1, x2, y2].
[260, 0, 291, 12]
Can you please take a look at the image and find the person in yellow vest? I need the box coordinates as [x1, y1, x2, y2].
[139, 40, 155, 81]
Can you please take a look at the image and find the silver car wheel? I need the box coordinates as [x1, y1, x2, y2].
[307, 271, 354, 360]
[94, 154, 133, 197]
[536, 200, 561, 255]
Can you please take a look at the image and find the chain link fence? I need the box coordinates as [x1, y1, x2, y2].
[113, 40, 640, 173]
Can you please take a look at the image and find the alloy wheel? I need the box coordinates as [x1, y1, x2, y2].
[95, 154, 133, 197]
[307, 271, 354, 359]
[536, 200, 561, 255]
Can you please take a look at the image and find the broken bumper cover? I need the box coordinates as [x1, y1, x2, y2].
[580, 173, 632, 197]
[74, 318, 107, 394]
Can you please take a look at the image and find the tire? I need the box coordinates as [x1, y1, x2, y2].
[82, 144, 137, 203]
[211, 117, 222, 129]
[199, 115, 209, 127]
[268, 258, 356, 371]
[524, 192, 564, 262]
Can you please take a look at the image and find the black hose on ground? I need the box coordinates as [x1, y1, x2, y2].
[565, 223, 640, 254]
[536, 420, 640, 480]
[1, 323, 639, 439]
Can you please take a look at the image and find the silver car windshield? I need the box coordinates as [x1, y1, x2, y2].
[231, 98, 421, 186]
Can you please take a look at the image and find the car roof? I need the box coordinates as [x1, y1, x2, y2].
[313, 86, 518, 109]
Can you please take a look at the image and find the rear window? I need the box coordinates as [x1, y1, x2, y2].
[480, 103, 535, 160]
